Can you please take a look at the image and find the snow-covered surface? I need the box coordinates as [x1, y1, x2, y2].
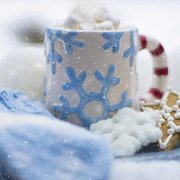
[0, 0, 180, 179]
[110, 160, 180, 180]
[0, 90, 112, 179]
[110, 147, 180, 179]
[0, 47, 46, 99]
[90, 108, 162, 157]
[0, 112, 112, 180]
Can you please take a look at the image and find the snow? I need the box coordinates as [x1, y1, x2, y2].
[0, 0, 180, 98]
[110, 160, 180, 180]
[0, 0, 180, 179]
[0, 112, 112, 179]
[90, 108, 162, 157]
[0, 47, 46, 99]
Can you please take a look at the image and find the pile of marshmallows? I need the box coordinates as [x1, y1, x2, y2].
[57, 7, 120, 30]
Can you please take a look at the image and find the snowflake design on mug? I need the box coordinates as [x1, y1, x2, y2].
[46, 29, 62, 74]
[43, 77, 47, 97]
[46, 29, 85, 74]
[123, 31, 137, 66]
[56, 31, 85, 55]
[53, 64, 132, 128]
[102, 32, 124, 53]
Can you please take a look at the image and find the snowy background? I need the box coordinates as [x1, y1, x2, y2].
[0, 0, 180, 179]
[0, 0, 180, 99]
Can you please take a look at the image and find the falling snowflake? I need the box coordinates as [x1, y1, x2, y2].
[46, 29, 85, 74]
[53, 64, 132, 128]
[123, 31, 137, 66]
[102, 32, 124, 53]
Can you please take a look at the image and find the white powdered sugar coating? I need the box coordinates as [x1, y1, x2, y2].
[141, 90, 180, 149]
[56, 6, 120, 30]
[90, 108, 162, 157]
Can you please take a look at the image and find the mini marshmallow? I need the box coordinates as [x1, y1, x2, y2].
[167, 117, 174, 122]
[163, 113, 171, 119]
[167, 128, 175, 135]
[160, 118, 165, 124]
[71, 6, 85, 18]
[167, 121, 173, 128]
[160, 110, 166, 116]
[160, 101, 166, 106]
[175, 126, 180, 133]
[172, 105, 179, 111]
[104, 13, 120, 29]
[93, 7, 109, 22]
[94, 21, 114, 30]
[57, 6, 122, 31]
[172, 123, 177, 129]
[63, 13, 82, 29]
[162, 105, 168, 111]
[79, 23, 93, 30]
[174, 112, 180, 119]
[159, 143, 166, 150]
[176, 100, 180, 106]
[166, 107, 172, 113]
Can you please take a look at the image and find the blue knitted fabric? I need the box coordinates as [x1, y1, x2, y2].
[0, 114, 112, 180]
[0, 90, 53, 118]
[0, 89, 112, 180]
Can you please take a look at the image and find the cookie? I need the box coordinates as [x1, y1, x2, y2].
[141, 90, 180, 150]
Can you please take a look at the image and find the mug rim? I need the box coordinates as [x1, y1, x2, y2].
[46, 25, 138, 33]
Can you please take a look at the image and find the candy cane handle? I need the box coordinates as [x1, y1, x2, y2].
[139, 35, 168, 103]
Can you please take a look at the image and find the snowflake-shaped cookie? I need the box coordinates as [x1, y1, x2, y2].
[141, 90, 180, 150]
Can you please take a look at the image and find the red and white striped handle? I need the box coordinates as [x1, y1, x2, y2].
[139, 35, 168, 103]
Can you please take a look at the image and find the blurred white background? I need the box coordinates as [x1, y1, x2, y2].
[0, 0, 179, 98]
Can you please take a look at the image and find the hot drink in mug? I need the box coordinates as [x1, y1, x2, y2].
[44, 7, 168, 128]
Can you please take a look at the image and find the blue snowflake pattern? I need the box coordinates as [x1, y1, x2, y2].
[102, 32, 124, 53]
[46, 29, 85, 74]
[53, 64, 132, 128]
[43, 77, 47, 97]
[123, 31, 137, 66]
[56, 31, 85, 55]
[46, 29, 62, 74]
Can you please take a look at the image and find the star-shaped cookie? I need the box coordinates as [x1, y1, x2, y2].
[141, 90, 180, 150]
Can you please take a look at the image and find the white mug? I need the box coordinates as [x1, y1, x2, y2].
[44, 26, 168, 128]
